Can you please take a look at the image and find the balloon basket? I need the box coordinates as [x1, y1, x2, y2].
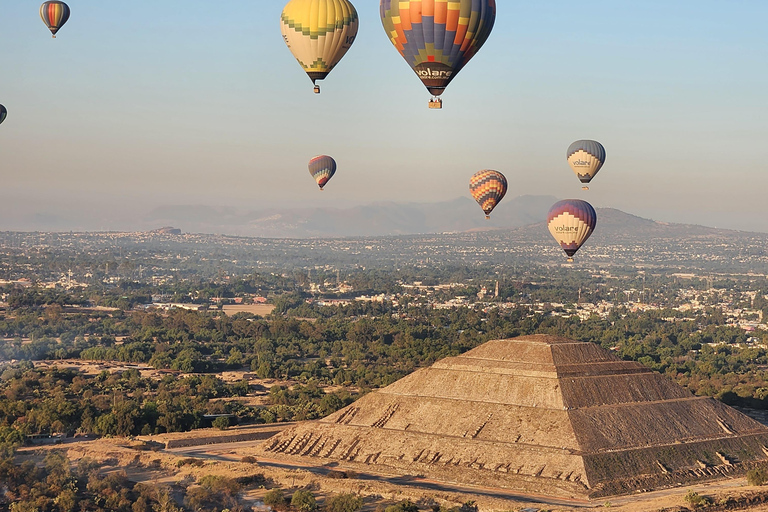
[319, 188, 324, 191]
[485, 215, 490, 220]
[566, 258, 574, 263]
[582, 186, 589, 190]
[428, 98, 442, 109]
[313, 85, 320, 94]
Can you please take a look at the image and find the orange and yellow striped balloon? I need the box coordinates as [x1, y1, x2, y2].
[469, 170, 507, 219]
[40, 1, 70, 38]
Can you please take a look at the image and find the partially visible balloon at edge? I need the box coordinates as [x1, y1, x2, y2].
[469, 170, 507, 219]
[309, 155, 337, 191]
[547, 199, 597, 262]
[280, 0, 359, 93]
[40, 1, 70, 38]
[567, 140, 605, 187]
[0, 105, 7, 126]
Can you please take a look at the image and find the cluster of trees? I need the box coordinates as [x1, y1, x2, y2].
[4, 301, 768, 441]
[263, 488, 477, 512]
[0, 439, 253, 511]
[0, 365, 246, 437]
[2, 271, 768, 440]
[0, 364, 353, 439]
[1, 435, 479, 512]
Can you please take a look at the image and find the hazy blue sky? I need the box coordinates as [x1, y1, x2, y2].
[1, 0, 767, 232]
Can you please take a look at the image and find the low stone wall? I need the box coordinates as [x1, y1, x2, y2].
[166, 429, 284, 449]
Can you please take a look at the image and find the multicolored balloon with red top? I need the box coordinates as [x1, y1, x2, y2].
[380, 0, 496, 108]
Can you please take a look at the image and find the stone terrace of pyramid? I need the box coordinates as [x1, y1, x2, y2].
[263, 335, 768, 498]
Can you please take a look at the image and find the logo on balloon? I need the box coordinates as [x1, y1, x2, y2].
[416, 68, 453, 78]
[414, 62, 454, 82]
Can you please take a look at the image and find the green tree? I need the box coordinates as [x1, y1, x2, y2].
[324, 493, 363, 512]
[264, 488, 288, 511]
[212, 416, 231, 430]
[291, 489, 318, 512]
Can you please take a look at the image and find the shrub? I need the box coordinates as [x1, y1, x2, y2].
[212, 416, 231, 430]
[176, 458, 205, 468]
[264, 488, 288, 511]
[747, 466, 768, 486]
[236, 473, 266, 486]
[325, 493, 364, 512]
[385, 500, 419, 512]
[684, 490, 712, 508]
[291, 489, 318, 512]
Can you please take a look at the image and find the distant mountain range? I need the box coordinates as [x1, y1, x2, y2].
[144, 195, 750, 241]
[512, 207, 733, 243]
[144, 195, 560, 238]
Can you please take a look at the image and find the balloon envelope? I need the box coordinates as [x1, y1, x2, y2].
[280, 0, 359, 87]
[469, 170, 507, 218]
[0, 105, 6, 126]
[380, 0, 496, 97]
[567, 140, 605, 184]
[40, 1, 70, 37]
[547, 200, 597, 260]
[309, 155, 337, 190]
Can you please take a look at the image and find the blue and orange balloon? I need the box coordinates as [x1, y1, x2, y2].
[40, 1, 70, 38]
[547, 200, 597, 262]
[309, 155, 337, 191]
[469, 170, 507, 219]
[380, 0, 496, 108]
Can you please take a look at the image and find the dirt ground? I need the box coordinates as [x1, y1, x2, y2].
[17, 430, 768, 512]
[222, 304, 276, 316]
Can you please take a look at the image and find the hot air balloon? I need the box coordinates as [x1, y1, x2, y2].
[567, 140, 605, 190]
[547, 200, 597, 263]
[469, 170, 507, 219]
[309, 155, 336, 190]
[280, 0, 359, 94]
[0, 105, 7, 126]
[40, 1, 70, 38]
[380, 0, 496, 109]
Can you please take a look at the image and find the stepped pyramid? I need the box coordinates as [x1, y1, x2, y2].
[264, 335, 768, 498]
